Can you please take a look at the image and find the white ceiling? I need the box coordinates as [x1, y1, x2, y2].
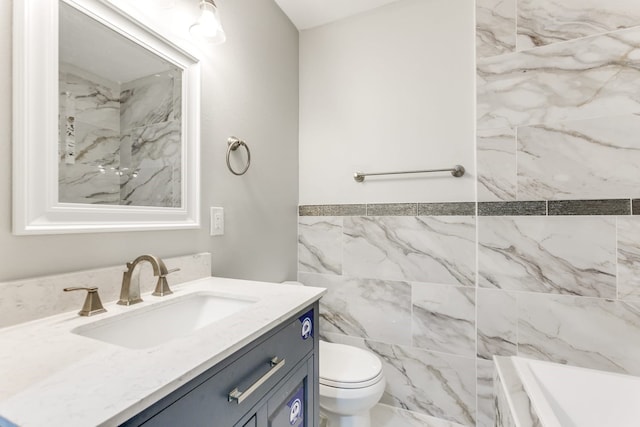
[273, 0, 405, 30]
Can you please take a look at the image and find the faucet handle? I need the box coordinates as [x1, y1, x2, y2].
[64, 287, 107, 317]
[153, 268, 180, 297]
[162, 267, 181, 277]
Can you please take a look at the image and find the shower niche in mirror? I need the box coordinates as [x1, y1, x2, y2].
[13, 0, 201, 234]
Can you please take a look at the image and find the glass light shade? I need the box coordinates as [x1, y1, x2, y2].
[190, 0, 226, 44]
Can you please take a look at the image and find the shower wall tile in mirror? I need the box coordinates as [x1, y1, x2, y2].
[120, 72, 182, 206]
[59, 67, 182, 207]
[59, 66, 121, 205]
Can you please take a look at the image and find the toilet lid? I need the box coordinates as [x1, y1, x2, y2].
[319, 341, 383, 388]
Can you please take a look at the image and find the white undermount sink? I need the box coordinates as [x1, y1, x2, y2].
[71, 292, 256, 349]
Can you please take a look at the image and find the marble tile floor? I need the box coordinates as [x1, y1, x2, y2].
[319, 403, 465, 427]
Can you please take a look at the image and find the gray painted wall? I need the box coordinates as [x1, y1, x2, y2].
[0, 0, 299, 283]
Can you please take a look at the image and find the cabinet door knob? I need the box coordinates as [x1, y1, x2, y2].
[228, 357, 286, 404]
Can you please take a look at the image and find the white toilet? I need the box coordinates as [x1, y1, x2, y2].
[319, 340, 386, 427]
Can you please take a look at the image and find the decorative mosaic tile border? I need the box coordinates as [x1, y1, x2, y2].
[419, 202, 476, 216]
[478, 201, 545, 216]
[299, 199, 637, 216]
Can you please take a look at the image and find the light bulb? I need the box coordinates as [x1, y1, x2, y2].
[190, 0, 226, 44]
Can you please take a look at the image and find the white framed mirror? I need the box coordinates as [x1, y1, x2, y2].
[13, 0, 201, 235]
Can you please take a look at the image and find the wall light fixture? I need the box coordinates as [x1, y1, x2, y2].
[190, 0, 226, 44]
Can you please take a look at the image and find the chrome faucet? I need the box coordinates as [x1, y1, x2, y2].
[117, 255, 180, 306]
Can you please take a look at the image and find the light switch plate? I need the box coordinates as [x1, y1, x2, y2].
[210, 207, 224, 236]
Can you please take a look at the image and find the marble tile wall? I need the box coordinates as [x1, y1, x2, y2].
[476, 128, 516, 201]
[299, 2, 640, 426]
[473, 2, 640, 425]
[316, 329, 477, 427]
[478, 29, 640, 131]
[617, 218, 640, 301]
[297, 217, 343, 275]
[493, 368, 516, 427]
[517, 294, 640, 374]
[517, 0, 640, 50]
[370, 404, 465, 427]
[475, 0, 516, 58]
[475, 360, 496, 427]
[298, 214, 478, 426]
[321, 403, 466, 427]
[477, 214, 640, 426]
[493, 357, 540, 427]
[343, 216, 476, 286]
[299, 204, 640, 426]
[478, 216, 617, 297]
[412, 283, 475, 357]
[477, 0, 640, 203]
[517, 114, 640, 200]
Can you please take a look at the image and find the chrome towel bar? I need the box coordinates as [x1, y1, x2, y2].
[354, 165, 465, 182]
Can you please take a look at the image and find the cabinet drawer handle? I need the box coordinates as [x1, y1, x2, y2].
[228, 357, 286, 404]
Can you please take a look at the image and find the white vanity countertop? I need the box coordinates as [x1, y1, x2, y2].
[0, 277, 325, 426]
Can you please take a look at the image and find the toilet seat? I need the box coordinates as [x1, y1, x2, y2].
[320, 371, 384, 389]
[319, 341, 383, 389]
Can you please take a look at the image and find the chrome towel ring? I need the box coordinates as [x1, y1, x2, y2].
[226, 136, 251, 176]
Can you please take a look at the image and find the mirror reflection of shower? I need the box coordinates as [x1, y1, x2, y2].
[58, 1, 182, 208]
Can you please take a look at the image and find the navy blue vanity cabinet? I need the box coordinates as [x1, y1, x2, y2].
[121, 303, 319, 427]
[233, 355, 315, 427]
